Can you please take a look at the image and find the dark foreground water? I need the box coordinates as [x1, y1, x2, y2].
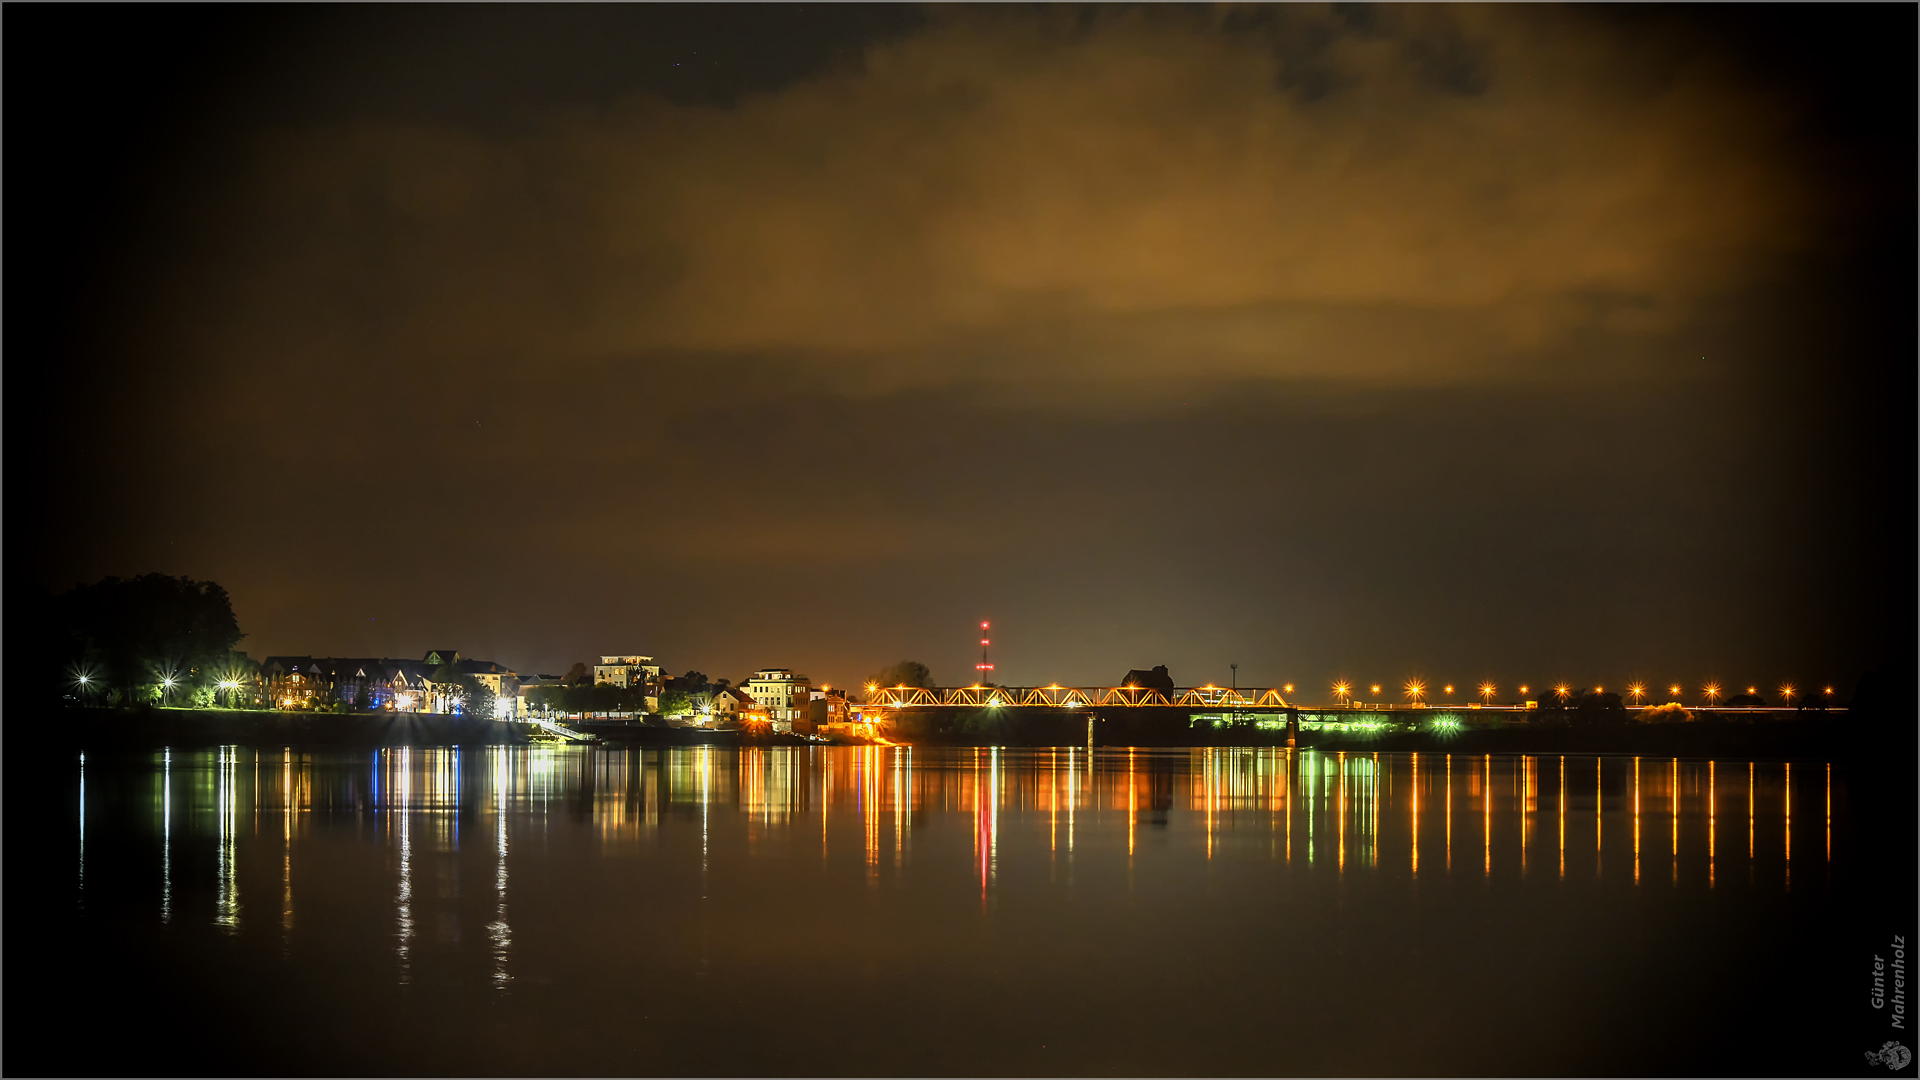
[7, 745, 1907, 1075]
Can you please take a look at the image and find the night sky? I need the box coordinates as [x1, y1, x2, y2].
[12, 5, 1914, 695]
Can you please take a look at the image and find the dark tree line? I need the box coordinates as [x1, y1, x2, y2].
[29, 573, 246, 708]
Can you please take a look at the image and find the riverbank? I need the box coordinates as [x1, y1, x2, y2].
[884, 705, 1872, 761]
[43, 706, 534, 750]
[37, 707, 875, 751]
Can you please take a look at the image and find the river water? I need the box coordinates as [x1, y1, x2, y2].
[9, 745, 1889, 1075]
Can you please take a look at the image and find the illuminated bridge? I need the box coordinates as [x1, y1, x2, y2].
[856, 685, 1296, 710]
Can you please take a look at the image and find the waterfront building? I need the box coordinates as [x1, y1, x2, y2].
[745, 668, 813, 732]
[595, 653, 663, 711]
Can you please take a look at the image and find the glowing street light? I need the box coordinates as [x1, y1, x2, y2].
[1669, 685, 1682, 697]
[1627, 683, 1646, 704]
[1404, 679, 1426, 703]
[1823, 686, 1834, 697]
[1333, 682, 1350, 703]
[1553, 684, 1571, 703]
[1283, 684, 1294, 695]
[1780, 684, 1796, 705]
[1703, 683, 1722, 705]
[1443, 684, 1454, 696]
[1479, 683, 1496, 704]
[1518, 685, 1530, 696]
[1370, 684, 1382, 695]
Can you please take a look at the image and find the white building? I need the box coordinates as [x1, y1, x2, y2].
[595, 654, 661, 688]
[744, 668, 813, 733]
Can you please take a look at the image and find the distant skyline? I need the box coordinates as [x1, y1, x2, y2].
[14, 5, 1914, 696]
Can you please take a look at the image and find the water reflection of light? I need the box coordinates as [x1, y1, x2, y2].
[162, 749, 172, 925]
[1444, 753, 1451, 873]
[393, 747, 414, 984]
[283, 750, 296, 935]
[1671, 758, 1679, 886]
[895, 747, 909, 872]
[489, 746, 512, 989]
[1068, 746, 1076, 857]
[1557, 756, 1565, 880]
[1633, 757, 1643, 884]
[1521, 756, 1529, 877]
[1825, 763, 1831, 867]
[216, 747, 239, 931]
[1127, 749, 1136, 868]
[1709, 761, 1716, 888]
[1411, 753, 1419, 876]
[78, 753, 86, 909]
[1482, 754, 1490, 878]
[1784, 762, 1791, 891]
[1337, 752, 1346, 872]
[1371, 752, 1380, 869]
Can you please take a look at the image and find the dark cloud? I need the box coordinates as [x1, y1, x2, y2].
[12, 4, 1913, 693]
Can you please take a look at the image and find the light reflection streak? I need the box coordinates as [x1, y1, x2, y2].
[1371, 752, 1379, 869]
[1632, 756, 1641, 885]
[283, 750, 295, 935]
[1784, 762, 1791, 891]
[78, 753, 86, 908]
[490, 750, 511, 989]
[1337, 752, 1346, 873]
[1444, 754, 1451, 873]
[99, 748, 1833, 975]
[162, 749, 172, 924]
[216, 747, 239, 930]
[1748, 762, 1755, 886]
[1521, 756, 1529, 877]
[394, 748, 413, 984]
[1127, 749, 1137, 871]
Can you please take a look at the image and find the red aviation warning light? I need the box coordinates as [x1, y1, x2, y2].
[977, 620, 994, 674]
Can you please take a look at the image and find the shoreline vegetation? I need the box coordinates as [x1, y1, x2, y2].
[44, 703, 1882, 761]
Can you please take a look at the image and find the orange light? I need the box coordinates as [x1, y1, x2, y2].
[1283, 684, 1294, 694]
[1479, 683, 1495, 701]
[1519, 685, 1529, 695]
[1370, 685, 1381, 695]
[1824, 686, 1833, 696]
[1553, 684, 1571, 701]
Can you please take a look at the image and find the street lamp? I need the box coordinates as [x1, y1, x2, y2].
[1553, 684, 1571, 704]
[1780, 684, 1796, 706]
[1703, 683, 1722, 706]
[1628, 683, 1646, 705]
[1404, 679, 1427, 704]
[1333, 682, 1350, 705]
[1480, 683, 1496, 705]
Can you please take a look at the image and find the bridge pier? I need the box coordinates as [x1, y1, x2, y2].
[1286, 707, 1298, 748]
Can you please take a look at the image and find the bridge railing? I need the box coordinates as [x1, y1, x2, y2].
[858, 686, 1294, 709]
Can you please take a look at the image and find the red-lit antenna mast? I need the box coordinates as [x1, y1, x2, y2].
[976, 620, 994, 679]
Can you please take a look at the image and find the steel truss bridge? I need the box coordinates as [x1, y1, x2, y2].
[857, 685, 1295, 710]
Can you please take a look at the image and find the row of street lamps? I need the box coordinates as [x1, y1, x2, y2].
[1325, 679, 1832, 706]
